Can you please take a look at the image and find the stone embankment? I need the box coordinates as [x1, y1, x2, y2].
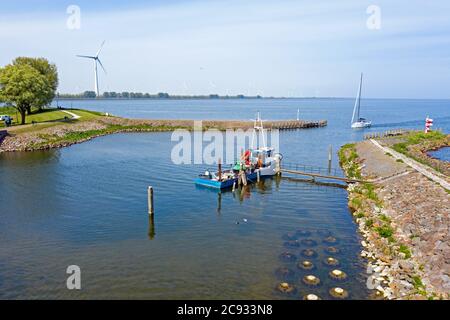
[340, 140, 449, 300]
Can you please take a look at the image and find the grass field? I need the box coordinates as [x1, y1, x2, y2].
[0, 107, 103, 128]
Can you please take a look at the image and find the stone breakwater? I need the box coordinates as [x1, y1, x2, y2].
[340, 141, 449, 300]
[0, 117, 327, 152]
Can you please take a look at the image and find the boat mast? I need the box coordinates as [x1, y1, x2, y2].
[251, 111, 266, 149]
[351, 73, 363, 124]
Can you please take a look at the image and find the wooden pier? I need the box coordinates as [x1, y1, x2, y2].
[268, 120, 327, 130]
[280, 168, 364, 183]
[280, 163, 365, 184]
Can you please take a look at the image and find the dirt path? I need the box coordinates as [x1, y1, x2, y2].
[62, 110, 80, 119]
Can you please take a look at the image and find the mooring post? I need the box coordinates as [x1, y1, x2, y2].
[148, 186, 154, 215]
[275, 156, 281, 176]
[328, 145, 332, 174]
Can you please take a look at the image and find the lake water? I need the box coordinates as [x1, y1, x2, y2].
[1, 98, 449, 299]
[428, 146, 450, 162]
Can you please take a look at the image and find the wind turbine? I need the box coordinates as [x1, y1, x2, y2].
[77, 41, 107, 97]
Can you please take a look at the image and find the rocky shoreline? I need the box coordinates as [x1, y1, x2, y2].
[0, 117, 327, 153]
[340, 140, 449, 300]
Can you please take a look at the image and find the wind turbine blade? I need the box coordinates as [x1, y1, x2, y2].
[96, 40, 106, 57]
[97, 59, 107, 74]
[76, 55, 96, 59]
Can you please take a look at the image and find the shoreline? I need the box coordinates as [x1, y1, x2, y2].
[0, 115, 327, 153]
[339, 133, 449, 300]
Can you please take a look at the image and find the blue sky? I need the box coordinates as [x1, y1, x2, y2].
[1, 0, 449, 98]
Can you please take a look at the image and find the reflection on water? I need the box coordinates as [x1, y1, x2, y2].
[1, 98, 449, 299]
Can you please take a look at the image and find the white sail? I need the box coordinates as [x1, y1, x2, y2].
[351, 73, 363, 125]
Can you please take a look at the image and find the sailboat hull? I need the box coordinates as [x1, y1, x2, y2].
[351, 121, 372, 128]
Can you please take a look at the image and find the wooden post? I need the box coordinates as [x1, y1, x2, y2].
[328, 145, 332, 174]
[148, 186, 154, 215]
[218, 158, 222, 181]
[275, 155, 281, 176]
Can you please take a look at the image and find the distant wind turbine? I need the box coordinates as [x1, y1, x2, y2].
[76, 41, 107, 97]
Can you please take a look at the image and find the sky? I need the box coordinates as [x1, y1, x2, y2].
[0, 0, 449, 98]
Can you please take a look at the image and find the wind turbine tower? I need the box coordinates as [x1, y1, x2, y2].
[76, 41, 107, 97]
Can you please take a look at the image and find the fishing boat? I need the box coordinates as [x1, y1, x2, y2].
[195, 112, 283, 189]
[351, 73, 372, 129]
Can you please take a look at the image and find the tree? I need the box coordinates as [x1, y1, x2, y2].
[83, 91, 97, 98]
[13, 57, 58, 112]
[0, 64, 50, 124]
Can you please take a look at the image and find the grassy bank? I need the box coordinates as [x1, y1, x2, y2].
[390, 131, 449, 174]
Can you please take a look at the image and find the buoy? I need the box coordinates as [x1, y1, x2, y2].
[301, 249, 317, 258]
[329, 287, 349, 299]
[324, 257, 340, 266]
[284, 240, 300, 248]
[279, 252, 297, 262]
[329, 269, 347, 281]
[325, 246, 340, 254]
[276, 282, 296, 294]
[302, 275, 321, 287]
[301, 239, 318, 247]
[303, 293, 321, 300]
[297, 260, 315, 271]
[275, 267, 295, 280]
[323, 236, 338, 244]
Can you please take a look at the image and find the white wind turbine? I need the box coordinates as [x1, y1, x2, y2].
[77, 41, 107, 97]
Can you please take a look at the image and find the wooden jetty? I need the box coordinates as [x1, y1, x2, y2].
[280, 168, 364, 183]
[279, 162, 365, 184]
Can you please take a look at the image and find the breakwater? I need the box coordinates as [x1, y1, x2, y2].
[340, 138, 449, 300]
[0, 117, 327, 152]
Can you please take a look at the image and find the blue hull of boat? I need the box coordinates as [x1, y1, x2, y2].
[195, 172, 258, 189]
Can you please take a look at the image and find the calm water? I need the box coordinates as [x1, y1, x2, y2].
[1, 98, 449, 299]
[428, 147, 450, 162]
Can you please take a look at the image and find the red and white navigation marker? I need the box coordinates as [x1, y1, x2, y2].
[425, 116, 433, 133]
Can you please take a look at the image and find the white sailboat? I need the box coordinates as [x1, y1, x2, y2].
[351, 73, 372, 128]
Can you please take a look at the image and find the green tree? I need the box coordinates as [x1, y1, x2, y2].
[0, 64, 50, 124]
[13, 57, 58, 113]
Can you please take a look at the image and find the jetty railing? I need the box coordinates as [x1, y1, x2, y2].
[281, 162, 344, 178]
[364, 129, 409, 140]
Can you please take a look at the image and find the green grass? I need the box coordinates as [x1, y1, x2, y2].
[392, 130, 448, 174]
[1, 107, 71, 126]
[338, 143, 363, 180]
[375, 225, 394, 239]
[393, 131, 447, 156]
[0, 107, 105, 128]
[399, 244, 412, 259]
